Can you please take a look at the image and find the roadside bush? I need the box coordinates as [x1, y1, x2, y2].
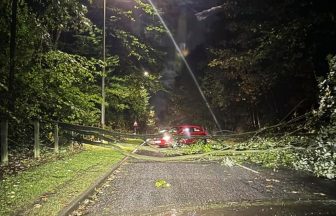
[294, 55, 336, 179]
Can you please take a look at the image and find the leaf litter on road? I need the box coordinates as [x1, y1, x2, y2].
[155, 179, 171, 188]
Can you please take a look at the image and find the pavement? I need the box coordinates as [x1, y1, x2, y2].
[81, 159, 336, 216]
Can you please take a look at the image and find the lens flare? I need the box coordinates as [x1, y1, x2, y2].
[163, 134, 171, 141]
[146, 0, 222, 131]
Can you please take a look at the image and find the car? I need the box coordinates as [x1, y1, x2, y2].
[159, 124, 208, 148]
[145, 128, 170, 145]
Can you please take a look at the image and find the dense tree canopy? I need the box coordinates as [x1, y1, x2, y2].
[0, 0, 169, 150]
[199, 0, 336, 130]
[151, 0, 336, 131]
[1, 0, 336, 140]
[1, 1, 165, 118]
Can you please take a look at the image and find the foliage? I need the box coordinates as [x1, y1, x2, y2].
[235, 136, 295, 150]
[93, 0, 166, 75]
[238, 148, 297, 169]
[155, 179, 171, 188]
[294, 55, 336, 179]
[231, 136, 297, 168]
[198, 0, 336, 130]
[183, 142, 214, 155]
[17, 50, 102, 124]
[84, 0, 165, 130]
[24, 0, 95, 50]
[232, 58, 336, 178]
[221, 157, 235, 167]
[134, 0, 156, 16]
[0, 0, 166, 153]
[115, 29, 157, 64]
[0, 1, 104, 132]
[105, 73, 160, 129]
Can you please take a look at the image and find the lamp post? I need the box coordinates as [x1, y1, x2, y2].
[101, 0, 106, 128]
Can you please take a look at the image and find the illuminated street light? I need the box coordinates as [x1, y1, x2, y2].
[144, 71, 149, 77]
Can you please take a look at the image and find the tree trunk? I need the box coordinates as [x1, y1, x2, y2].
[54, 27, 62, 50]
[257, 111, 261, 129]
[252, 110, 256, 127]
[34, 120, 40, 158]
[8, 0, 18, 113]
[1, 121, 9, 165]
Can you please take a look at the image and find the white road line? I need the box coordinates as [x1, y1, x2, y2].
[236, 163, 260, 174]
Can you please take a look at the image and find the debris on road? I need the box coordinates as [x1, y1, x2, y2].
[155, 179, 171, 188]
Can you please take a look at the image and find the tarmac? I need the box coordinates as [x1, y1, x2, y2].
[82, 159, 336, 215]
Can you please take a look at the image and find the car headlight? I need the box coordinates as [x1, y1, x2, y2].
[163, 135, 171, 141]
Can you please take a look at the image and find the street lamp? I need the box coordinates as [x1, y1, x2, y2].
[101, 0, 106, 128]
[143, 71, 149, 77]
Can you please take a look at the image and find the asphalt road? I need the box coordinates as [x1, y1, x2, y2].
[83, 159, 336, 216]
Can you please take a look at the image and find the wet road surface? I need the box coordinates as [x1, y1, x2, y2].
[83, 160, 336, 215]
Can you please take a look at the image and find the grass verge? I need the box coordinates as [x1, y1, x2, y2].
[0, 144, 125, 216]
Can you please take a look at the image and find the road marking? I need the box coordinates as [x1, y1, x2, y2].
[236, 163, 260, 174]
